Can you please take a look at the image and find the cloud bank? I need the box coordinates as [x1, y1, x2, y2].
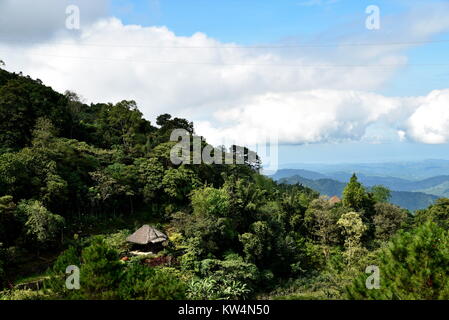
[0, 1, 449, 147]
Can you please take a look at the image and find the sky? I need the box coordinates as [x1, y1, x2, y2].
[1, 0, 449, 166]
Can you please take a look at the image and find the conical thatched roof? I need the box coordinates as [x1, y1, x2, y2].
[126, 225, 168, 245]
[329, 196, 341, 204]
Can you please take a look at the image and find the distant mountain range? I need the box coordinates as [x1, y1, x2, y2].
[271, 168, 449, 198]
[269, 160, 449, 210]
[277, 174, 438, 211]
[277, 159, 449, 181]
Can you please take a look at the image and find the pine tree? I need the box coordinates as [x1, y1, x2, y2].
[346, 221, 449, 300]
[80, 239, 123, 299]
[342, 174, 368, 211]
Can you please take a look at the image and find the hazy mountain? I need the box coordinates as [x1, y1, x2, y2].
[270, 169, 327, 181]
[270, 169, 449, 198]
[279, 159, 449, 180]
[279, 175, 438, 211]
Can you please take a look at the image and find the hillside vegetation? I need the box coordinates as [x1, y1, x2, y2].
[1, 68, 448, 300]
[279, 175, 438, 211]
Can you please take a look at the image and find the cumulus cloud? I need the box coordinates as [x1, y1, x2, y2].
[195, 90, 408, 145]
[405, 90, 449, 144]
[197, 89, 449, 146]
[0, 17, 405, 120]
[0, 3, 448, 148]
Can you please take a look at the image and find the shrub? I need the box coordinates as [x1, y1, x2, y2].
[187, 276, 250, 300]
[346, 221, 449, 300]
[80, 239, 123, 299]
[141, 268, 187, 300]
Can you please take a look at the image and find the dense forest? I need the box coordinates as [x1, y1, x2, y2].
[0, 66, 448, 300]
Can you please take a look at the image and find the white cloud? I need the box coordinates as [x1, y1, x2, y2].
[0, 17, 404, 121]
[195, 90, 406, 146]
[405, 89, 449, 144]
[197, 89, 449, 146]
[1, 4, 449, 148]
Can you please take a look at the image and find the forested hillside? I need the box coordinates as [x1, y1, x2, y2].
[278, 175, 438, 211]
[1, 67, 449, 300]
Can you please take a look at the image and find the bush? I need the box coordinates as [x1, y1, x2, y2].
[346, 221, 449, 300]
[198, 255, 259, 288]
[16, 200, 64, 249]
[0, 289, 44, 300]
[118, 263, 156, 300]
[187, 276, 250, 300]
[103, 230, 132, 255]
[80, 239, 123, 299]
[141, 268, 187, 300]
[119, 263, 187, 300]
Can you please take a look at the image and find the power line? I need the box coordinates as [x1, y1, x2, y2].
[1, 37, 449, 49]
[2, 51, 448, 69]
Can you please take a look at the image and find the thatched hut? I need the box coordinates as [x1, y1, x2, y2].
[329, 196, 341, 205]
[126, 225, 168, 253]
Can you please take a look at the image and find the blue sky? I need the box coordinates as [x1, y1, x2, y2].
[108, 0, 449, 96]
[106, 0, 449, 164]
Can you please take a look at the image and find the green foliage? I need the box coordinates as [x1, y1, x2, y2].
[3, 66, 449, 301]
[138, 267, 187, 300]
[373, 202, 408, 242]
[52, 246, 81, 274]
[304, 197, 342, 257]
[371, 185, 391, 203]
[162, 166, 200, 201]
[337, 212, 367, 264]
[342, 174, 371, 212]
[196, 255, 259, 289]
[347, 222, 449, 300]
[118, 263, 157, 300]
[80, 239, 123, 299]
[16, 200, 64, 248]
[0, 195, 17, 245]
[415, 198, 449, 229]
[0, 289, 43, 300]
[191, 186, 230, 217]
[187, 276, 250, 300]
[239, 221, 270, 264]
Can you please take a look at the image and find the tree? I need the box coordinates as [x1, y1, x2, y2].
[373, 202, 408, 242]
[89, 163, 137, 215]
[191, 186, 230, 217]
[162, 166, 200, 202]
[139, 268, 187, 300]
[239, 221, 270, 264]
[415, 198, 449, 229]
[95, 100, 154, 155]
[304, 197, 342, 258]
[342, 174, 369, 211]
[80, 239, 123, 299]
[31, 117, 58, 148]
[17, 200, 64, 249]
[371, 185, 391, 203]
[135, 157, 165, 203]
[346, 222, 449, 300]
[337, 212, 367, 264]
[0, 195, 17, 245]
[0, 77, 72, 149]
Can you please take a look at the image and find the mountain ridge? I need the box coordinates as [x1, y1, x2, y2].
[277, 174, 439, 211]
